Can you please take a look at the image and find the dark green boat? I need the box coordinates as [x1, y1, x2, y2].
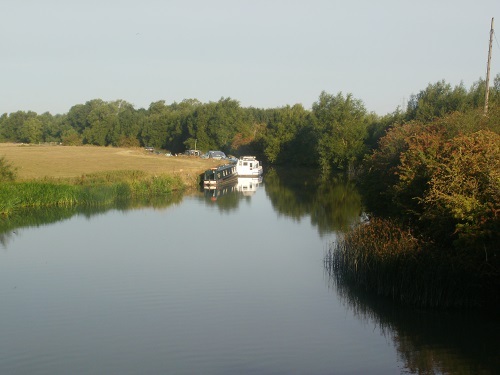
[203, 164, 237, 187]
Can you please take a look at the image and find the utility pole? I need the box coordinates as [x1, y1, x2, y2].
[484, 17, 494, 115]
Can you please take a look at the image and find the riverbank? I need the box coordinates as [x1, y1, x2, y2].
[0, 143, 222, 185]
[0, 144, 226, 215]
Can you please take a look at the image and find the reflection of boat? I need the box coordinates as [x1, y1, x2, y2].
[236, 156, 263, 177]
[237, 176, 262, 196]
[204, 180, 238, 201]
[203, 164, 237, 187]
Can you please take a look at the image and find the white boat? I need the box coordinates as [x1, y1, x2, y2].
[236, 156, 263, 177]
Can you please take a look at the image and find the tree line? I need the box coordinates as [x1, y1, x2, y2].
[1, 75, 499, 175]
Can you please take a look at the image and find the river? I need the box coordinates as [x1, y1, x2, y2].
[0, 170, 498, 374]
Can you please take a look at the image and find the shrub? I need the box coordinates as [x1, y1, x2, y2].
[0, 156, 17, 182]
[421, 130, 500, 254]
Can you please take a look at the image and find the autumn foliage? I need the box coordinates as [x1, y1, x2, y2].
[343, 108, 500, 308]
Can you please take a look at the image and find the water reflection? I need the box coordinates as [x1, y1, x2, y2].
[1, 170, 363, 245]
[201, 177, 263, 210]
[1, 170, 498, 374]
[325, 268, 500, 374]
[264, 168, 363, 236]
[237, 176, 263, 196]
[200, 170, 363, 236]
[0, 192, 184, 247]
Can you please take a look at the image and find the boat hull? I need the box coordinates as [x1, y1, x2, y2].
[203, 164, 237, 186]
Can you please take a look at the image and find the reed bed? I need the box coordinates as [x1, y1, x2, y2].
[325, 218, 490, 308]
[0, 170, 185, 216]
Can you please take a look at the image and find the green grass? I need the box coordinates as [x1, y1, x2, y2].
[0, 170, 185, 215]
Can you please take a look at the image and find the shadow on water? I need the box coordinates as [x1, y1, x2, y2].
[0, 191, 184, 247]
[198, 168, 363, 236]
[324, 265, 500, 375]
[264, 167, 363, 236]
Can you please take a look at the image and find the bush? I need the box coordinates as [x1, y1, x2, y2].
[0, 156, 16, 182]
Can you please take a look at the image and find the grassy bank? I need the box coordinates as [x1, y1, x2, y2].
[0, 170, 185, 216]
[0, 143, 230, 215]
[325, 218, 499, 309]
[0, 143, 222, 182]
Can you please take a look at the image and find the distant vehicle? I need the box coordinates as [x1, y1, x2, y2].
[185, 150, 201, 156]
[201, 150, 227, 160]
[144, 146, 154, 152]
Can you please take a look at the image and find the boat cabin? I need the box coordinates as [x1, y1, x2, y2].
[236, 156, 263, 177]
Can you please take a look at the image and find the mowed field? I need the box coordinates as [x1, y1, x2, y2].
[0, 143, 223, 182]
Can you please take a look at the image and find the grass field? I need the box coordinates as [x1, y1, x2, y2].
[0, 143, 223, 184]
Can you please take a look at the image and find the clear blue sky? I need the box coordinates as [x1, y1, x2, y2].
[2, 0, 498, 115]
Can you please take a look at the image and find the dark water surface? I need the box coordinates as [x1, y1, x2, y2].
[1, 174, 498, 374]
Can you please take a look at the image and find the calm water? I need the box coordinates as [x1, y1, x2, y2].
[0, 173, 498, 375]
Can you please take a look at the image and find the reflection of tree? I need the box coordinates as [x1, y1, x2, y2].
[0, 193, 184, 247]
[264, 168, 362, 235]
[325, 269, 500, 375]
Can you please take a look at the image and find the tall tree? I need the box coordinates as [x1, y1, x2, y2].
[262, 104, 311, 164]
[312, 91, 368, 174]
[406, 80, 470, 121]
[19, 117, 43, 143]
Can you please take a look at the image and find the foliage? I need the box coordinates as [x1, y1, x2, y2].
[312, 91, 369, 174]
[355, 105, 500, 309]
[260, 104, 314, 165]
[1, 74, 499, 174]
[421, 130, 500, 253]
[360, 121, 425, 215]
[406, 80, 469, 121]
[0, 170, 185, 216]
[326, 218, 496, 308]
[0, 156, 17, 182]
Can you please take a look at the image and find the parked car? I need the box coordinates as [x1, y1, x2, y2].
[184, 149, 201, 156]
[201, 150, 227, 160]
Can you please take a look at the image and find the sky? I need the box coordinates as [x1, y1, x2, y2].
[2, 0, 499, 116]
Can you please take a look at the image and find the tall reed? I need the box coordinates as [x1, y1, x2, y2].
[325, 218, 489, 308]
[0, 170, 185, 216]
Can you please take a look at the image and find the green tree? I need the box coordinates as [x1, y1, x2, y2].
[406, 80, 470, 121]
[261, 104, 312, 165]
[140, 100, 170, 149]
[312, 91, 368, 174]
[39, 112, 63, 143]
[0, 111, 38, 142]
[61, 127, 83, 145]
[82, 101, 117, 146]
[19, 117, 43, 143]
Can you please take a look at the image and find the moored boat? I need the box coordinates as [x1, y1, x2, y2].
[203, 163, 237, 187]
[236, 156, 263, 177]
